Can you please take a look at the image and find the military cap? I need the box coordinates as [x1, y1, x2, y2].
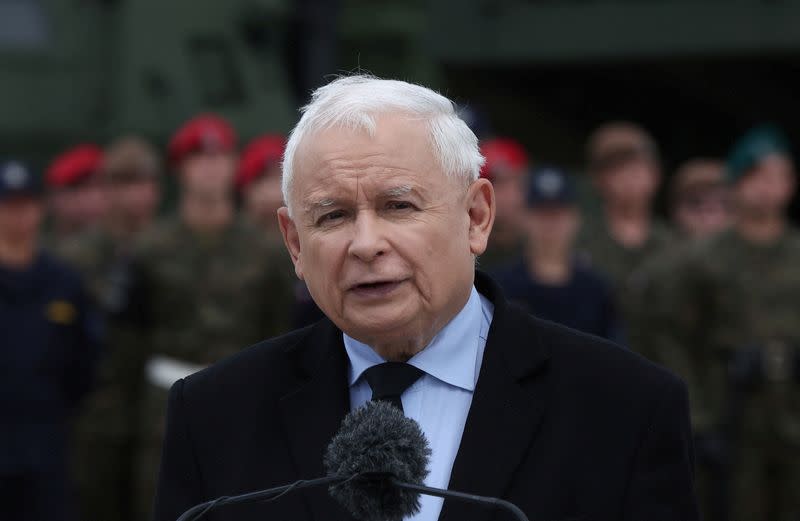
[479, 138, 529, 181]
[525, 166, 575, 207]
[168, 114, 237, 165]
[236, 134, 286, 190]
[102, 136, 162, 183]
[46, 144, 103, 188]
[727, 124, 793, 183]
[0, 160, 42, 200]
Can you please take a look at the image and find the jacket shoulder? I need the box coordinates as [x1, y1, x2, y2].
[526, 311, 685, 395]
[179, 323, 320, 401]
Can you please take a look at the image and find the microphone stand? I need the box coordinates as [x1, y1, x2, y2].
[175, 473, 531, 521]
[391, 478, 531, 521]
[175, 475, 343, 521]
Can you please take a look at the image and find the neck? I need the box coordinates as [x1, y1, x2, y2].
[605, 200, 651, 222]
[605, 204, 652, 248]
[526, 243, 571, 284]
[180, 193, 233, 234]
[106, 214, 149, 244]
[0, 236, 36, 268]
[736, 212, 786, 244]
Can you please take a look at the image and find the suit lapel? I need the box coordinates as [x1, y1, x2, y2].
[278, 318, 353, 521]
[439, 272, 551, 521]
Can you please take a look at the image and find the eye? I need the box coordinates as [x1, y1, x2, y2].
[317, 209, 346, 225]
[386, 200, 416, 211]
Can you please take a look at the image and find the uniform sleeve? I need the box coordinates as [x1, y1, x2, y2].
[622, 377, 699, 521]
[65, 278, 104, 408]
[152, 378, 204, 521]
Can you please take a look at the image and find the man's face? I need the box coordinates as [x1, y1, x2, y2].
[524, 205, 580, 251]
[491, 169, 526, 230]
[49, 179, 108, 231]
[180, 152, 236, 197]
[106, 179, 160, 226]
[673, 188, 730, 238]
[734, 155, 796, 216]
[244, 165, 283, 228]
[278, 114, 494, 352]
[599, 158, 660, 207]
[0, 196, 43, 243]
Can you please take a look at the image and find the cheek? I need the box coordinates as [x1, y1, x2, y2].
[300, 232, 347, 281]
[404, 219, 469, 289]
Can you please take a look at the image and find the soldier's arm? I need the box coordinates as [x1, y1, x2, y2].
[65, 277, 104, 409]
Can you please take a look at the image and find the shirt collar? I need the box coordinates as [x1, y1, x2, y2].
[343, 285, 489, 392]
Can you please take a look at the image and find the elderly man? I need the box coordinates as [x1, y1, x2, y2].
[153, 76, 698, 521]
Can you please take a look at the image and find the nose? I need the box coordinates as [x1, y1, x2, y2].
[348, 211, 389, 262]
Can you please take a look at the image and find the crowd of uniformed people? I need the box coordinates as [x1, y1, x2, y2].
[1, 112, 798, 521]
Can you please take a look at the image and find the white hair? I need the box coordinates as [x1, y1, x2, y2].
[281, 75, 485, 215]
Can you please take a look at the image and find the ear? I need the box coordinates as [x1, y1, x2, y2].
[277, 206, 304, 280]
[466, 178, 495, 256]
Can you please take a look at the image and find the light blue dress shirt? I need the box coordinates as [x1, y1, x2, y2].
[343, 285, 494, 521]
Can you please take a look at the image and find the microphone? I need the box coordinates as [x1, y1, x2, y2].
[324, 400, 431, 521]
[325, 401, 530, 521]
[174, 400, 530, 521]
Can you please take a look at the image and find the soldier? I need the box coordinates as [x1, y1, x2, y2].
[490, 166, 621, 341]
[237, 134, 286, 238]
[580, 122, 672, 289]
[236, 134, 324, 328]
[0, 160, 100, 521]
[578, 122, 672, 348]
[129, 115, 292, 519]
[46, 144, 107, 246]
[477, 137, 530, 269]
[670, 158, 730, 240]
[641, 125, 800, 521]
[59, 136, 163, 521]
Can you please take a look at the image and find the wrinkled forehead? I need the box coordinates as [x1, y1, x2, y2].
[291, 115, 452, 208]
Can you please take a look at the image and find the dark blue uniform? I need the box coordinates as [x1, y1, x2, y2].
[491, 257, 623, 343]
[0, 251, 101, 521]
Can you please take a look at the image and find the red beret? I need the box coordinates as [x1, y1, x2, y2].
[168, 114, 237, 165]
[479, 138, 530, 181]
[46, 144, 104, 188]
[236, 134, 287, 189]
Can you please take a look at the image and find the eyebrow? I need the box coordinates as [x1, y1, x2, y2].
[381, 185, 413, 198]
[302, 184, 420, 214]
[304, 198, 336, 213]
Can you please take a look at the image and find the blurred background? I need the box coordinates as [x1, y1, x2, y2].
[2, 1, 800, 521]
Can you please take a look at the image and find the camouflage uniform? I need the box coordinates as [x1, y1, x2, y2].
[637, 228, 800, 521]
[577, 218, 674, 346]
[128, 216, 292, 520]
[57, 230, 143, 521]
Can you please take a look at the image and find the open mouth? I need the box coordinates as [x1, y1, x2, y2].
[349, 279, 405, 297]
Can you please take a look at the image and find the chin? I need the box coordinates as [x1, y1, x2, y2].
[345, 313, 417, 343]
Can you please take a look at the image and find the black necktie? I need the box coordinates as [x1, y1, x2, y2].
[363, 362, 425, 412]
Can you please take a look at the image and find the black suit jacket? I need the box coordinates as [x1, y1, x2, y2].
[153, 272, 698, 521]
